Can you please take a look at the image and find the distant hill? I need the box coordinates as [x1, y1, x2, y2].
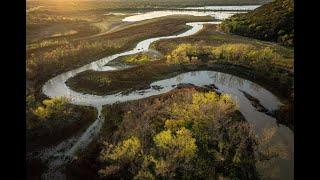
[221, 0, 293, 46]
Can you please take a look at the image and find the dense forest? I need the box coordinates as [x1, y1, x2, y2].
[221, 0, 294, 46]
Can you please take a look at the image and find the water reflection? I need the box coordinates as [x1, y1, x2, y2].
[208, 71, 245, 89]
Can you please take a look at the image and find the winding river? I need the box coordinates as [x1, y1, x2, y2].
[39, 5, 293, 180]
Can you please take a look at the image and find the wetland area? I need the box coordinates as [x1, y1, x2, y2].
[26, 1, 294, 179]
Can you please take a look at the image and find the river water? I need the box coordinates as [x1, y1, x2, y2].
[122, 5, 259, 22]
[39, 5, 293, 180]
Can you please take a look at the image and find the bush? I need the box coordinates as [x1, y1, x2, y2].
[123, 53, 150, 64]
[100, 136, 142, 163]
[32, 97, 69, 120]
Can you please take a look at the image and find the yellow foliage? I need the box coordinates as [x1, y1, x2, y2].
[166, 43, 293, 70]
[175, 128, 197, 158]
[192, 91, 218, 105]
[123, 53, 150, 64]
[104, 136, 142, 161]
[166, 44, 194, 64]
[154, 127, 197, 159]
[164, 119, 187, 131]
[34, 106, 48, 119]
[33, 97, 69, 119]
[170, 91, 236, 124]
[153, 130, 174, 150]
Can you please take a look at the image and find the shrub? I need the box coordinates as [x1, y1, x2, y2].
[123, 53, 150, 64]
[32, 97, 69, 120]
[100, 136, 142, 163]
